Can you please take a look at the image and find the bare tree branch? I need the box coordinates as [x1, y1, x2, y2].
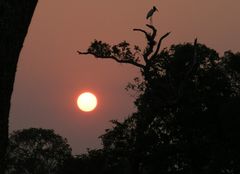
[133, 28, 152, 63]
[146, 24, 157, 39]
[133, 25, 156, 41]
[133, 29, 149, 39]
[133, 25, 158, 64]
[77, 51, 145, 69]
[150, 32, 171, 61]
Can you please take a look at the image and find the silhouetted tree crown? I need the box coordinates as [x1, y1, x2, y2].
[7, 128, 72, 174]
[77, 18, 240, 174]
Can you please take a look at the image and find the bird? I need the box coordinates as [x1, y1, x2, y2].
[146, 6, 158, 25]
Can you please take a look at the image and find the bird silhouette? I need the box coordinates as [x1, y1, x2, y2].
[146, 6, 158, 25]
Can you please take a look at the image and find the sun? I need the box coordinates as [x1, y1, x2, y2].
[77, 92, 97, 112]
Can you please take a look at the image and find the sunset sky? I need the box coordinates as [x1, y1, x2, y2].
[10, 0, 240, 154]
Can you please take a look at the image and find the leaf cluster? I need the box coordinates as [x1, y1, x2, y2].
[87, 40, 141, 64]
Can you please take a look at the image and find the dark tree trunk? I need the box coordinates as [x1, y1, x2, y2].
[0, 0, 37, 173]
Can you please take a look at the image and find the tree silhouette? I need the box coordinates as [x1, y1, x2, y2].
[78, 19, 240, 174]
[0, 1, 38, 172]
[61, 149, 109, 174]
[7, 128, 72, 174]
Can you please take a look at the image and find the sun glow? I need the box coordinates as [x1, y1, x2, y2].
[77, 92, 97, 112]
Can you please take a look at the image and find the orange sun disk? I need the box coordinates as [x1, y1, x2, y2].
[77, 92, 97, 112]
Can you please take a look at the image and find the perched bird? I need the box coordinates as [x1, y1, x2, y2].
[146, 6, 158, 24]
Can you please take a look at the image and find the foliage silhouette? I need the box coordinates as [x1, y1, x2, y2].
[61, 149, 108, 174]
[61, 148, 133, 174]
[78, 19, 240, 174]
[7, 128, 72, 174]
[0, 1, 38, 172]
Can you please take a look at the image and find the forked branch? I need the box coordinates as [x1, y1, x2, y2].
[133, 24, 158, 63]
[150, 32, 171, 61]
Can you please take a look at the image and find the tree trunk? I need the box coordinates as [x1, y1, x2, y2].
[0, 0, 38, 173]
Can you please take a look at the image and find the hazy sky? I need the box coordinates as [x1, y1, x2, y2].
[10, 0, 240, 154]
